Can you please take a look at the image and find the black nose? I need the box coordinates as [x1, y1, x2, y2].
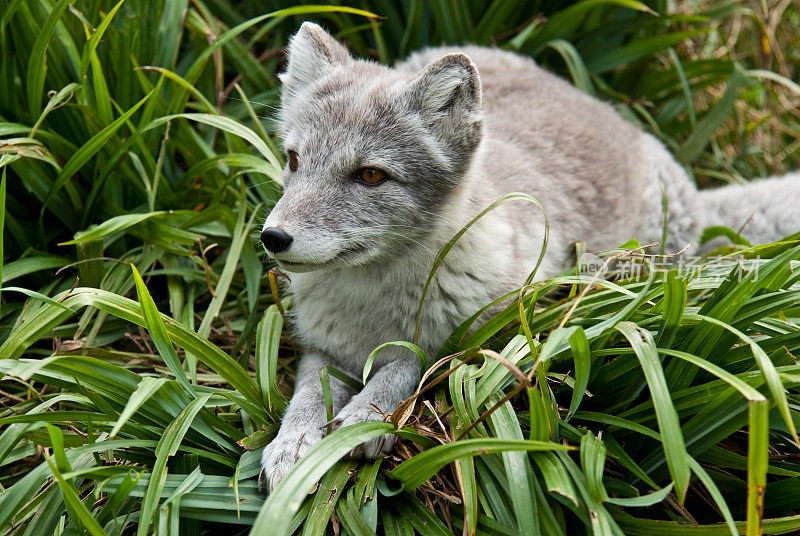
[261, 227, 293, 253]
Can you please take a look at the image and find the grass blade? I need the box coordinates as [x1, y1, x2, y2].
[131, 264, 196, 395]
[388, 438, 572, 492]
[138, 394, 212, 536]
[678, 64, 745, 163]
[746, 400, 769, 536]
[42, 88, 155, 214]
[617, 322, 690, 503]
[26, 0, 73, 116]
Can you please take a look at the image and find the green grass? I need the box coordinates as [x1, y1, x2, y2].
[1, 0, 800, 535]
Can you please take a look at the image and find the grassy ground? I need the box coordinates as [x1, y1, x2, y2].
[1, 1, 799, 535]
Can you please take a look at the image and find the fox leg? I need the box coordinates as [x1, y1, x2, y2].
[260, 352, 353, 491]
[331, 356, 420, 458]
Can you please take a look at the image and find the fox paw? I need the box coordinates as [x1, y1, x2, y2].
[259, 430, 323, 492]
[331, 403, 397, 458]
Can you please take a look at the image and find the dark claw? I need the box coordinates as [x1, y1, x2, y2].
[257, 468, 266, 492]
[327, 418, 343, 430]
[350, 444, 364, 458]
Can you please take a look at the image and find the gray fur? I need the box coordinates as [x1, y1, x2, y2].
[260, 22, 800, 489]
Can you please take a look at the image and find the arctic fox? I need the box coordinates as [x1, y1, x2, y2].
[259, 22, 799, 489]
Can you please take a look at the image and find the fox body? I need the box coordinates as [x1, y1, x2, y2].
[259, 22, 800, 488]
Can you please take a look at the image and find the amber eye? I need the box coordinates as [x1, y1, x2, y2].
[358, 168, 387, 185]
[287, 151, 299, 172]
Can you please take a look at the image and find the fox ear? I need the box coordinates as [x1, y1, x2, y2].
[406, 53, 482, 149]
[281, 22, 350, 98]
[407, 53, 482, 122]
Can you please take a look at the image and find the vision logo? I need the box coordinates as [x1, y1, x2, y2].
[577, 252, 607, 277]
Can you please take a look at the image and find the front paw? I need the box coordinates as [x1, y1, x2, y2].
[260, 429, 323, 492]
[331, 403, 397, 459]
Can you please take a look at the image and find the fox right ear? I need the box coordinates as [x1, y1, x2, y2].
[407, 53, 483, 150]
[281, 22, 350, 100]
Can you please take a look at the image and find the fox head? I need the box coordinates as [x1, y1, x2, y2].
[261, 22, 483, 272]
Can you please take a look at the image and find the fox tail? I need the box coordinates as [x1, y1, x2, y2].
[695, 172, 800, 251]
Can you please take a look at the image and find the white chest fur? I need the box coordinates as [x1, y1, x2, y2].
[288, 214, 520, 376]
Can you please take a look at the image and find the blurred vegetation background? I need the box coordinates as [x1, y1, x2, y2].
[2, 0, 799, 270]
[1, 1, 800, 535]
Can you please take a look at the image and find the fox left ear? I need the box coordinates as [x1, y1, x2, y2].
[281, 22, 351, 100]
[407, 53, 483, 147]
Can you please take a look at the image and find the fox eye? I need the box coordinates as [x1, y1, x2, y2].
[358, 168, 387, 185]
[287, 151, 299, 172]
